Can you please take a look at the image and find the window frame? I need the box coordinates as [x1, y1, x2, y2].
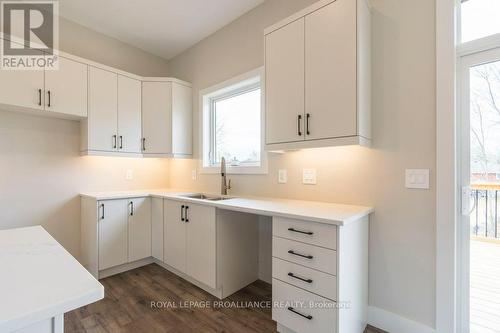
[199, 67, 267, 174]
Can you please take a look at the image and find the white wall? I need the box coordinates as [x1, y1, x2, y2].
[166, 0, 436, 328]
[0, 19, 171, 258]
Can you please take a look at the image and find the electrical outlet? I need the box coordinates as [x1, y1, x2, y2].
[191, 169, 197, 181]
[125, 169, 134, 181]
[302, 169, 317, 185]
[278, 169, 287, 184]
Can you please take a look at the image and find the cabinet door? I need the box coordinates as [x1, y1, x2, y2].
[304, 0, 357, 140]
[185, 203, 216, 288]
[98, 200, 128, 270]
[171, 82, 192, 155]
[164, 199, 186, 273]
[0, 50, 44, 111]
[151, 197, 164, 261]
[142, 82, 172, 154]
[44, 56, 87, 117]
[118, 75, 142, 153]
[128, 197, 151, 262]
[88, 66, 118, 151]
[265, 18, 305, 144]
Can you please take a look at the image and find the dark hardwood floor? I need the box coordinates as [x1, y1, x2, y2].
[66, 263, 384, 333]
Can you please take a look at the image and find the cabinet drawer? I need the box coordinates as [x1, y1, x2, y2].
[273, 237, 337, 275]
[272, 278, 336, 333]
[273, 217, 337, 250]
[273, 257, 336, 301]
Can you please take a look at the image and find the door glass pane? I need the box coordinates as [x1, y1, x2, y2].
[469, 59, 500, 332]
[461, 0, 500, 43]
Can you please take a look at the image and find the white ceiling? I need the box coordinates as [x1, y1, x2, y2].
[58, 0, 265, 60]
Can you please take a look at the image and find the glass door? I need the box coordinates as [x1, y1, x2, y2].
[459, 47, 500, 333]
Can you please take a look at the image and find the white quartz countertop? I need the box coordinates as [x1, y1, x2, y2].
[80, 189, 373, 225]
[0, 226, 104, 332]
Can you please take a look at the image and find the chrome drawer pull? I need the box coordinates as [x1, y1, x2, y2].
[288, 227, 313, 235]
[288, 272, 313, 283]
[287, 307, 313, 320]
[288, 250, 313, 260]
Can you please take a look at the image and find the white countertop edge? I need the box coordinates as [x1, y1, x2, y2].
[80, 190, 374, 226]
[0, 287, 104, 332]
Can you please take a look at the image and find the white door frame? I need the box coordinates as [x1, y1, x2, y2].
[436, 0, 500, 330]
[436, 1, 458, 332]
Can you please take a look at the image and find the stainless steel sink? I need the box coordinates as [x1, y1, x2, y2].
[179, 193, 230, 201]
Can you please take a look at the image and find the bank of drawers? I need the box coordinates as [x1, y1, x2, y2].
[272, 217, 338, 333]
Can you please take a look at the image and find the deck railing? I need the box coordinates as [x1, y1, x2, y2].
[471, 184, 500, 238]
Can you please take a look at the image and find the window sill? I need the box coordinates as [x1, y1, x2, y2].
[199, 164, 268, 175]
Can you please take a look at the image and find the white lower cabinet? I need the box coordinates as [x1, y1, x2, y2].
[164, 199, 187, 273]
[87, 197, 151, 275]
[273, 279, 336, 333]
[98, 200, 128, 270]
[127, 197, 151, 262]
[185, 203, 216, 288]
[272, 216, 368, 333]
[163, 199, 216, 288]
[151, 197, 164, 261]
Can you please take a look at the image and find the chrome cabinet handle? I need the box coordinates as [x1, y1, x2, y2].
[129, 201, 134, 216]
[112, 135, 117, 149]
[100, 203, 105, 220]
[47, 90, 51, 107]
[287, 307, 312, 320]
[288, 250, 313, 260]
[142, 138, 146, 151]
[288, 227, 313, 235]
[185, 206, 189, 222]
[288, 272, 313, 283]
[297, 114, 302, 136]
[38, 89, 42, 106]
[119, 136, 123, 149]
[181, 205, 185, 221]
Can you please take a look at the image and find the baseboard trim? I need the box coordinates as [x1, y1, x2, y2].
[99, 257, 153, 279]
[368, 306, 435, 333]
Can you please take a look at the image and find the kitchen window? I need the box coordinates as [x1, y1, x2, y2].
[200, 68, 267, 174]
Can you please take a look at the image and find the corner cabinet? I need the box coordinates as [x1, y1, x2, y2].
[265, 0, 371, 150]
[142, 80, 193, 157]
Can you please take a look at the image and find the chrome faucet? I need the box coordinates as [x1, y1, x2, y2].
[221, 157, 231, 195]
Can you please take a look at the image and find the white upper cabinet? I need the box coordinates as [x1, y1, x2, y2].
[142, 81, 172, 155]
[171, 83, 193, 156]
[87, 66, 118, 152]
[0, 49, 45, 112]
[265, 18, 305, 145]
[305, 0, 357, 140]
[44, 56, 88, 118]
[118, 75, 142, 153]
[142, 80, 192, 157]
[265, 0, 371, 150]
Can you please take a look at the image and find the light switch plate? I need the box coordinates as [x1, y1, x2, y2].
[191, 169, 197, 181]
[278, 169, 287, 184]
[405, 169, 429, 189]
[302, 168, 317, 185]
[125, 169, 134, 181]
